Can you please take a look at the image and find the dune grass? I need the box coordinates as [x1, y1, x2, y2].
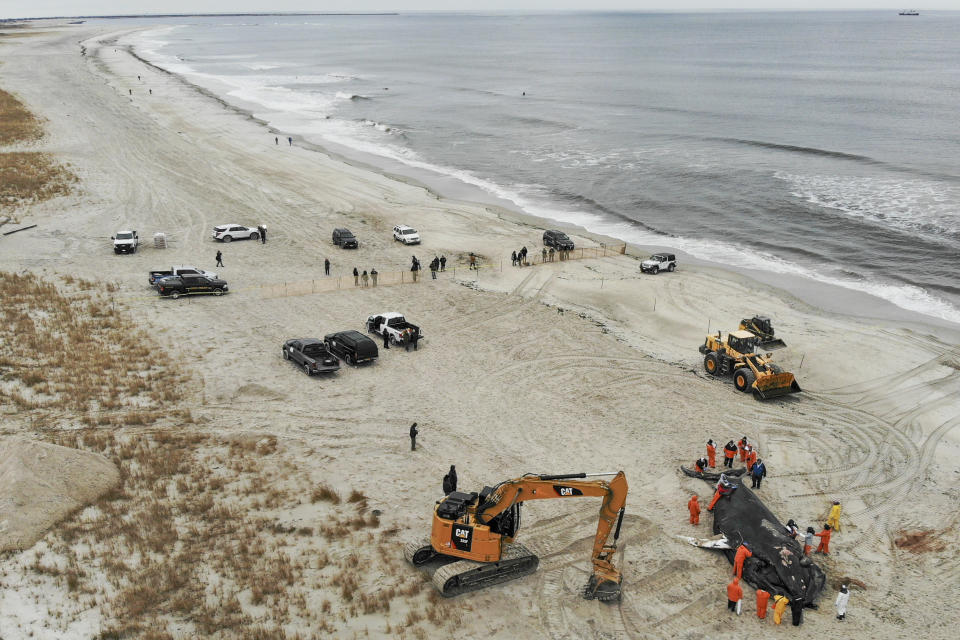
[0, 87, 75, 211]
[0, 272, 194, 428]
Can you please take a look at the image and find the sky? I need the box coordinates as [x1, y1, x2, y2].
[3, 2, 952, 20]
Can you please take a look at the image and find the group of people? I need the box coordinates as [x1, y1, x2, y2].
[256, 224, 267, 244]
[352, 267, 379, 287]
[511, 246, 528, 266]
[381, 326, 420, 352]
[726, 574, 851, 624]
[428, 255, 446, 278]
[698, 437, 767, 489]
[687, 435, 848, 623]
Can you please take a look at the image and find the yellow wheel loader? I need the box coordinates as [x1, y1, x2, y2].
[698, 330, 801, 400]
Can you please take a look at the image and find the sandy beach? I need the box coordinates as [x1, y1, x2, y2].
[1, 21, 958, 639]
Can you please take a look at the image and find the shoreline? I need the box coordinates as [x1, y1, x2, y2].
[119, 22, 960, 337]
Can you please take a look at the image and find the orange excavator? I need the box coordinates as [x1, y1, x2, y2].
[404, 471, 628, 601]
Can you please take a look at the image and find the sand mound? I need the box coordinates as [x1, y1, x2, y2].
[0, 437, 119, 552]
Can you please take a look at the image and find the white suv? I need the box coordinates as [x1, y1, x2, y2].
[393, 225, 421, 245]
[212, 224, 260, 242]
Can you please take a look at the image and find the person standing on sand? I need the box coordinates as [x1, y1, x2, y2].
[411, 330, 420, 351]
[835, 584, 849, 621]
[440, 255, 446, 271]
[549, 246, 555, 261]
[750, 458, 766, 489]
[361, 270, 369, 287]
[542, 247, 547, 263]
[442, 465, 457, 494]
[288, 136, 292, 146]
[827, 501, 842, 532]
[688, 494, 700, 525]
[382, 329, 390, 350]
[726, 576, 742, 613]
[707, 439, 717, 468]
[511, 250, 517, 267]
[216, 250, 224, 267]
[803, 527, 815, 555]
[815, 523, 832, 554]
[409, 422, 418, 451]
[260, 225, 267, 244]
[275, 136, 278, 145]
[353, 267, 359, 286]
[371, 268, 378, 286]
[723, 441, 737, 468]
[324, 258, 330, 276]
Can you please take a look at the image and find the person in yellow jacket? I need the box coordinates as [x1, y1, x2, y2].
[827, 501, 842, 532]
[772, 594, 790, 625]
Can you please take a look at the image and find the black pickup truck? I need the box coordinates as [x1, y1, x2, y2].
[282, 339, 341, 376]
[157, 275, 229, 299]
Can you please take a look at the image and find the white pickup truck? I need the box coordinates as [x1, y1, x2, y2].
[112, 230, 139, 254]
[366, 312, 422, 345]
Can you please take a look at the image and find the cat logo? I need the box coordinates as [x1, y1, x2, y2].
[452, 524, 474, 552]
[553, 485, 583, 497]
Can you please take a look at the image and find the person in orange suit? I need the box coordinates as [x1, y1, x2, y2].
[738, 436, 749, 463]
[772, 594, 789, 624]
[723, 441, 738, 468]
[745, 446, 758, 473]
[756, 589, 770, 619]
[688, 494, 700, 525]
[733, 542, 753, 578]
[707, 474, 737, 511]
[706, 439, 717, 468]
[726, 576, 742, 612]
[694, 457, 707, 473]
[815, 523, 832, 554]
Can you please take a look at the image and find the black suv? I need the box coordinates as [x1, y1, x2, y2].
[332, 228, 358, 249]
[157, 275, 229, 299]
[543, 229, 574, 250]
[324, 330, 379, 365]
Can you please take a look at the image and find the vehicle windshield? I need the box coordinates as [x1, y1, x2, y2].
[343, 232, 356, 239]
[116, 233, 133, 239]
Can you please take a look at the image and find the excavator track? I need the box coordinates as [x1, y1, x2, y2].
[403, 538, 437, 566]
[431, 543, 539, 597]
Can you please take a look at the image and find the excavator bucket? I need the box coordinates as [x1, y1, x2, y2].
[758, 337, 787, 350]
[752, 372, 801, 400]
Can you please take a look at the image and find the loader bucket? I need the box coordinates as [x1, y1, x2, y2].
[752, 372, 801, 400]
[759, 338, 787, 350]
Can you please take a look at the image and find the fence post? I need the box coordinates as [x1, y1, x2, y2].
[799, 354, 805, 369]
[653, 298, 656, 312]
[312, 280, 315, 293]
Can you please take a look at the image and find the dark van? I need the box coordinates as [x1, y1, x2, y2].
[543, 229, 574, 251]
[324, 330, 379, 365]
[333, 228, 358, 249]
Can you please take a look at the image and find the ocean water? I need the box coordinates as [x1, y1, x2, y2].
[125, 12, 960, 324]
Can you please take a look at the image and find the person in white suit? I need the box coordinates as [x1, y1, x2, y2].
[836, 584, 850, 621]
